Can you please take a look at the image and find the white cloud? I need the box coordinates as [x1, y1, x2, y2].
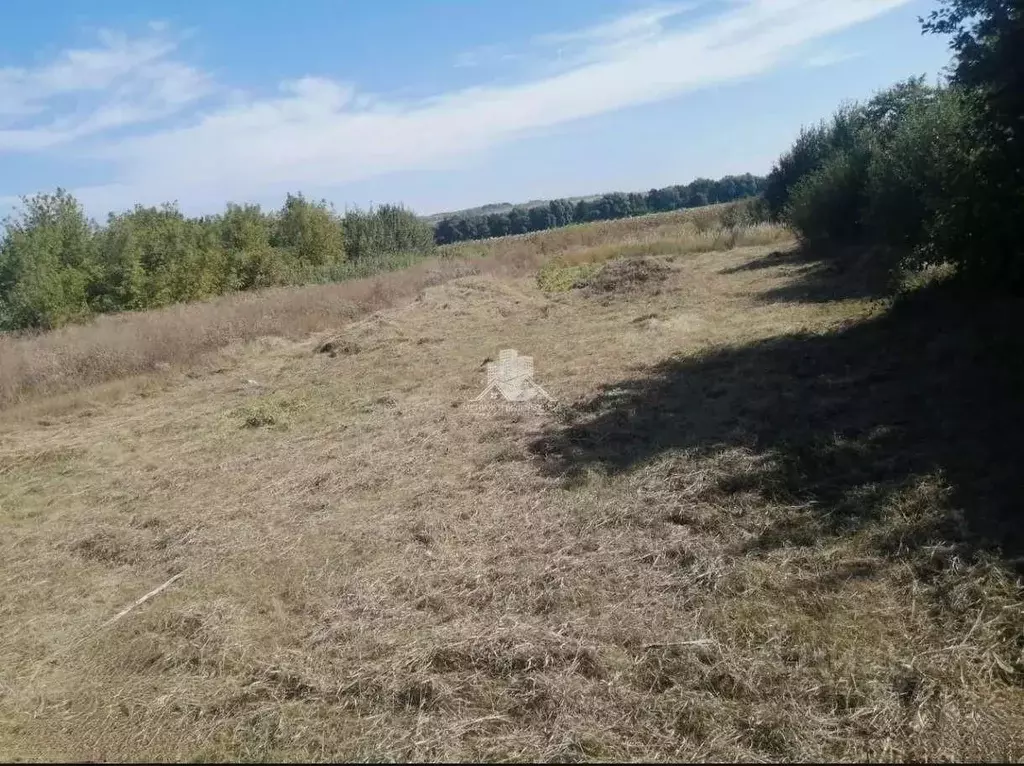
[3, 1, 911, 213]
[0, 29, 212, 151]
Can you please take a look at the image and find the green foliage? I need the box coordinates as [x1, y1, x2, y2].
[864, 88, 979, 257]
[764, 106, 866, 221]
[922, 0, 1024, 287]
[433, 173, 766, 245]
[95, 205, 224, 310]
[922, 1, 1023, 149]
[0, 191, 437, 332]
[272, 194, 344, 267]
[217, 203, 278, 291]
[719, 196, 771, 228]
[786, 146, 871, 246]
[0, 190, 97, 330]
[767, 0, 1024, 290]
[342, 204, 434, 262]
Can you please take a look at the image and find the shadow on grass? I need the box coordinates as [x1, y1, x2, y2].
[720, 242, 897, 304]
[530, 278, 1024, 563]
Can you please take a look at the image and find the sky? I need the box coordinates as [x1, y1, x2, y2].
[0, 0, 955, 218]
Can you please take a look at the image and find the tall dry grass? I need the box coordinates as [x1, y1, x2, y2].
[0, 256, 533, 408]
[0, 204, 791, 408]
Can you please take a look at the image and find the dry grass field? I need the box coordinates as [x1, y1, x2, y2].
[0, 204, 783, 409]
[1, 209, 1022, 761]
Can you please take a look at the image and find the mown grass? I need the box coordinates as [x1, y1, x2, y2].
[1, 232, 1021, 761]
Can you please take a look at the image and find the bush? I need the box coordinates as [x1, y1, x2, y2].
[343, 204, 434, 262]
[766, 77, 1021, 287]
[764, 106, 865, 221]
[95, 205, 230, 310]
[720, 196, 771, 228]
[767, 2, 1024, 293]
[272, 194, 345, 268]
[786, 147, 870, 246]
[0, 190, 438, 332]
[865, 88, 978, 259]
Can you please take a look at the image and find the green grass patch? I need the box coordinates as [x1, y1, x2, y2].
[536, 260, 603, 293]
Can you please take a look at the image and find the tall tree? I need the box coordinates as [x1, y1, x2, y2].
[507, 207, 530, 235]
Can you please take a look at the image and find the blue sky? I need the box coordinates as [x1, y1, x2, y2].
[0, 0, 954, 218]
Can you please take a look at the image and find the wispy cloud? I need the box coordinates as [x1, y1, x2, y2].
[536, 2, 696, 47]
[452, 4, 695, 71]
[0, 29, 212, 151]
[2, 0, 911, 213]
[805, 49, 864, 68]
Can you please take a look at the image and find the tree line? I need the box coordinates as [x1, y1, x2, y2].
[764, 0, 1023, 290]
[433, 174, 766, 245]
[0, 193, 435, 331]
[0, 172, 767, 332]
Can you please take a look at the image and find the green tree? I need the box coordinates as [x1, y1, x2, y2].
[865, 87, 978, 257]
[528, 205, 554, 232]
[0, 190, 97, 330]
[763, 106, 865, 219]
[273, 193, 345, 267]
[434, 217, 463, 245]
[548, 199, 575, 227]
[96, 204, 224, 308]
[786, 145, 871, 246]
[213, 203, 277, 291]
[923, 0, 1023, 147]
[507, 207, 529, 235]
[486, 213, 511, 237]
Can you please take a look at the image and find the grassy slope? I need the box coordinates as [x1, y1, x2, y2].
[1, 221, 1022, 760]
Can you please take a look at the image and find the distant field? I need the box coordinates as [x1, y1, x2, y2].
[2, 206, 1022, 761]
[421, 194, 600, 224]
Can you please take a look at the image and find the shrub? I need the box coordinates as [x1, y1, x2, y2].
[865, 88, 979, 259]
[94, 205, 224, 310]
[720, 196, 771, 228]
[343, 204, 434, 262]
[766, 77, 1021, 287]
[272, 194, 345, 268]
[767, 3, 1024, 293]
[764, 106, 865, 220]
[785, 147, 871, 246]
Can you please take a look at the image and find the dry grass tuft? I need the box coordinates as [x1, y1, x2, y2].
[582, 257, 670, 296]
